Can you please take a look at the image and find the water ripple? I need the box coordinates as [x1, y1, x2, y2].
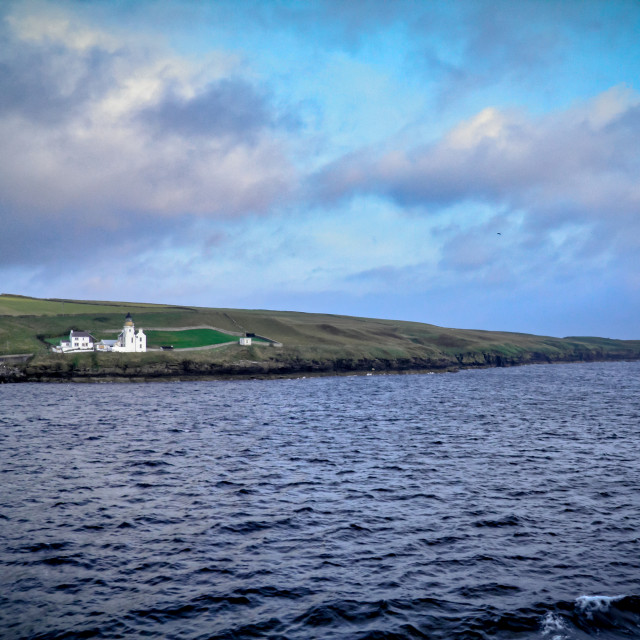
[1, 361, 639, 639]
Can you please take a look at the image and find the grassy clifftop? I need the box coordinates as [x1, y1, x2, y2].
[1, 293, 639, 381]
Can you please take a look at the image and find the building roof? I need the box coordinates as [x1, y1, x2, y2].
[70, 330, 94, 339]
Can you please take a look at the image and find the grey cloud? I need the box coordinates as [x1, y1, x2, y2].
[312, 91, 640, 279]
[0, 5, 298, 270]
[0, 203, 183, 269]
[314, 96, 640, 222]
[346, 264, 406, 285]
[462, 1, 562, 74]
[0, 25, 122, 124]
[139, 79, 281, 142]
[409, 1, 640, 109]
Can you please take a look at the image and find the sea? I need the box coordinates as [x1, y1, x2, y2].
[1, 361, 639, 640]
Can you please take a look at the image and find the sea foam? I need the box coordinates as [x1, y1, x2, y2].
[541, 611, 568, 639]
[576, 594, 626, 618]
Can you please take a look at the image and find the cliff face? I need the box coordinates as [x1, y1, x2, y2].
[2, 345, 639, 382]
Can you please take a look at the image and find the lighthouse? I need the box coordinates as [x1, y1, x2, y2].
[112, 313, 147, 352]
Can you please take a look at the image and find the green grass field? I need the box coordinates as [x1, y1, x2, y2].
[145, 329, 237, 349]
[43, 335, 69, 346]
[1, 294, 639, 368]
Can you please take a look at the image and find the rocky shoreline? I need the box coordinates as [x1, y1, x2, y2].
[3, 347, 639, 383]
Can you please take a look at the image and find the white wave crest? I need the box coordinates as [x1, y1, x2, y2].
[575, 594, 626, 619]
[541, 612, 568, 639]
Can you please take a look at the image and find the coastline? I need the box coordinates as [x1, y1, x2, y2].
[2, 349, 639, 383]
[2, 295, 640, 384]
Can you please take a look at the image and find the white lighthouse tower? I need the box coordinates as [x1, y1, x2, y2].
[112, 312, 146, 352]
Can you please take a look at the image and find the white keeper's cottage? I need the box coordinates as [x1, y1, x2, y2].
[56, 330, 95, 352]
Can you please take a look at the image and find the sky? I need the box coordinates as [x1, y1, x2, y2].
[1, 0, 639, 338]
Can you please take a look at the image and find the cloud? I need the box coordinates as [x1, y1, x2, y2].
[140, 78, 277, 142]
[413, 1, 640, 106]
[308, 84, 640, 311]
[0, 1, 297, 269]
[313, 85, 640, 245]
[0, 10, 121, 124]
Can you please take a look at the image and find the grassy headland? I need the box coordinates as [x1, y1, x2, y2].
[1, 293, 639, 382]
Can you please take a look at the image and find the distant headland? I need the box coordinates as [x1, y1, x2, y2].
[1, 293, 639, 382]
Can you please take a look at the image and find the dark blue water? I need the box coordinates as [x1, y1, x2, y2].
[1, 361, 640, 639]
